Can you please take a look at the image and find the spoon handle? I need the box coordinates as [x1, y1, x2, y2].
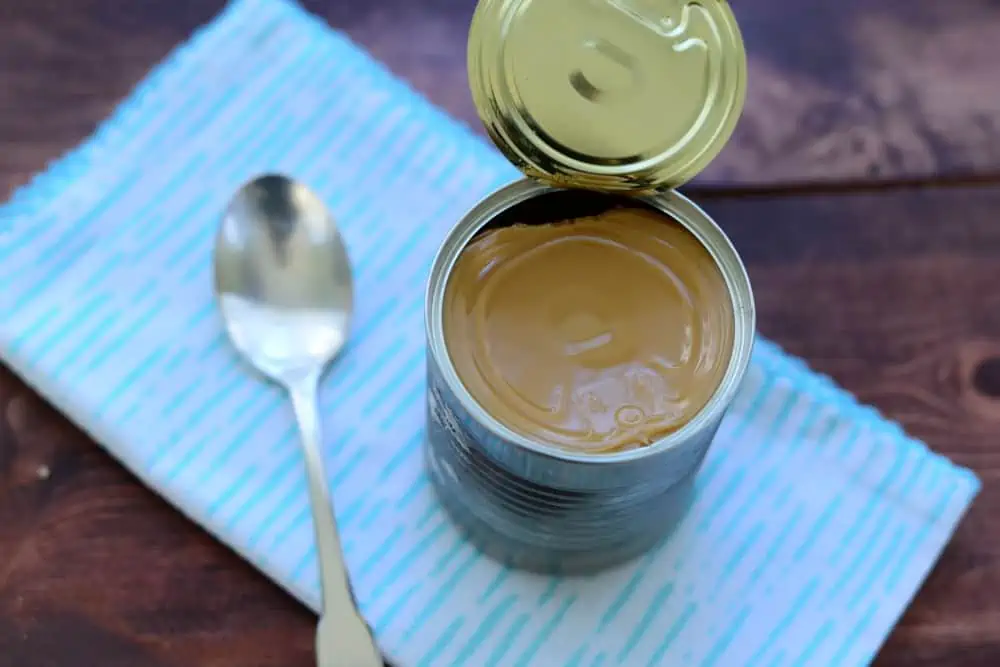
[289, 374, 383, 667]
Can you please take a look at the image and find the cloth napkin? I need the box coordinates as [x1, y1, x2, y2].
[0, 0, 980, 664]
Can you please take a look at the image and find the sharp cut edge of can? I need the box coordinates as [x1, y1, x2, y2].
[425, 178, 755, 468]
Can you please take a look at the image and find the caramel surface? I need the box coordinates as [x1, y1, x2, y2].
[443, 207, 734, 453]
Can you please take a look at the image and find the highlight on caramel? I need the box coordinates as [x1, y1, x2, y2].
[442, 206, 735, 454]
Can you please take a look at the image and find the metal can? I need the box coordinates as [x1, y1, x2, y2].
[425, 180, 754, 573]
[424, 0, 754, 573]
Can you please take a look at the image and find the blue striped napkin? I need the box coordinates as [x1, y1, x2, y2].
[0, 0, 979, 664]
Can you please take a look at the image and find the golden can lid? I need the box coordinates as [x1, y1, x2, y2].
[468, 0, 747, 192]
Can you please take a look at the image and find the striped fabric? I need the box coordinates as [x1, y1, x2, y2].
[0, 0, 979, 664]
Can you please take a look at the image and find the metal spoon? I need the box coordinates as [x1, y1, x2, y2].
[214, 174, 383, 667]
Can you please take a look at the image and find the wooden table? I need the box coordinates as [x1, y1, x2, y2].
[2, 0, 999, 664]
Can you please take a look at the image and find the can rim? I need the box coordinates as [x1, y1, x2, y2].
[425, 178, 756, 466]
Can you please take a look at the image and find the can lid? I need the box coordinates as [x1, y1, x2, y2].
[468, 0, 747, 192]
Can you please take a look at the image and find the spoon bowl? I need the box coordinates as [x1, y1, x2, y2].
[215, 174, 352, 381]
[214, 174, 383, 667]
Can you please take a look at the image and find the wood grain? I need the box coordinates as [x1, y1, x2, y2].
[2, 0, 1000, 200]
[4, 184, 1000, 665]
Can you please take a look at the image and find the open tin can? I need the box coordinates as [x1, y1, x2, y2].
[424, 0, 755, 574]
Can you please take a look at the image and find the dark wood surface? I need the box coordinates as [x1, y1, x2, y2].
[2, 0, 1000, 665]
[2, 0, 1000, 198]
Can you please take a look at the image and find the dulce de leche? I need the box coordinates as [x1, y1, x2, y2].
[443, 207, 735, 453]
